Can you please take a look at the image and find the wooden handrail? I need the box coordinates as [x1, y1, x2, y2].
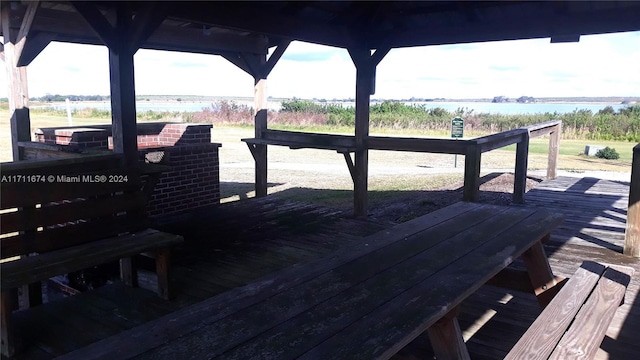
[263, 129, 356, 148]
[246, 121, 561, 212]
[367, 136, 467, 154]
[461, 120, 561, 203]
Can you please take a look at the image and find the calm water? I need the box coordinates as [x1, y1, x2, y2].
[37, 100, 630, 115]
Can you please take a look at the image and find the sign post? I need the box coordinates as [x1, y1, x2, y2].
[451, 117, 464, 167]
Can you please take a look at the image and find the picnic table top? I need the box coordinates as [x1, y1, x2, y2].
[60, 202, 564, 360]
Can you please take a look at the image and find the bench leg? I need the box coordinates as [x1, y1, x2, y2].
[1, 291, 15, 358]
[155, 248, 172, 300]
[120, 257, 139, 288]
[522, 240, 560, 308]
[427, 307, 471, 360]
[20, 282, 43, 309]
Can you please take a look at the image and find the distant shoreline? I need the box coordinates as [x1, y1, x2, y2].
[30, 99, 638, 106]
[23, 95, 640, 106]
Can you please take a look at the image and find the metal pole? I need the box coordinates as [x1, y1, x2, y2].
[454, 138, 458, 168]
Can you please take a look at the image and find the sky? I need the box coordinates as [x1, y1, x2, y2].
[1, 31, 639, 100]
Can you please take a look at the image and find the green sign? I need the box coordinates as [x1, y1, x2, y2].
[451, 117, 464, 138]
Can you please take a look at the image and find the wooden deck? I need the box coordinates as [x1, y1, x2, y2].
[7, 176, 639, 359]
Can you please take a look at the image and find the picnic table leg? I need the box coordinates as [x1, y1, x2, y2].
[120, 256, 139, 288]
[156, 248, 172, 300]
[1, 291, 15, 357]
[521, 240, 561, 308]
[427, 306, 471, 360]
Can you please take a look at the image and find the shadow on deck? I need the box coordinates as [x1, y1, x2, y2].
[8, 176, 639, 359]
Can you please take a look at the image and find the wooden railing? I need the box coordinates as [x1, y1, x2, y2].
[367, 120, 561, 204]
[625, 143, 640, 257]
[243, 120, 561, 211]
[461, 120, 561, 203]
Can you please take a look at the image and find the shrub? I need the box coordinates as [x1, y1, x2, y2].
[595, 147, 620, 160]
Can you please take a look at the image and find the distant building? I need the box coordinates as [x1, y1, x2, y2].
[492, 96, 509, 103]
[517, 96, 536, 103]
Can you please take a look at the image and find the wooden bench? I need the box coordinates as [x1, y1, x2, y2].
[58, 202, 565, 359]
[0, 155, 184, 357]
[506, 261, 634, 359]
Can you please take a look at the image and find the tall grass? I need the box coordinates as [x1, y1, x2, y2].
[274, 100, 640, 141]
[23, 99, 640, 141]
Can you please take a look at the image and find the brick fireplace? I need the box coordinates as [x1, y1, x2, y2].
[31, 122, 221, 217]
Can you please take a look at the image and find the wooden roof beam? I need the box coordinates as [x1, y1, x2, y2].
[17, 31, 52, 66]
[126, 2, 169, 54]
[0, 1, 39, 64]
[224, 39, 290, 78]
[168, 2, 353, 49]
[13, 0, 39, 62]
[71, 1, 118, 50]
[380, 4, 640, 48]
[25, 6, 268, 56]
[73, 2, 167, 55]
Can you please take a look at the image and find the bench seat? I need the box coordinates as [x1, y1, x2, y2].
[506, 261, 634, 359]
[0, 156, 184, 357]
[0, 229, 182, 293]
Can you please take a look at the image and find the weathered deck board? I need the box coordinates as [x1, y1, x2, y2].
[525, 176, 630, 252]
[6, 176, 639, 360]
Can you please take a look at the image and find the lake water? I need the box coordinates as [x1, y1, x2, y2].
[36, 100, 631, 115]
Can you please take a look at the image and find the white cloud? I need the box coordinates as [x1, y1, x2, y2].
[1, 32, 638, 99]
[133, 50, 254, 96]
[269, 42, 355, 99]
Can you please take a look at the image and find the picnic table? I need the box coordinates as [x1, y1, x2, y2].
[60, 202, 564, 359]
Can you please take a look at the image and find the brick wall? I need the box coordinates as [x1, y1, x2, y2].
[34, 127, 110, 149]
[139, 124, 222, 217]
[33, 122, 221, 217]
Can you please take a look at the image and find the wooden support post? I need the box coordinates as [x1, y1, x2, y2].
[2, 1, 37, 161]
[223, 40, 290, 198]
[625, 144, 640, 257]
[106, 4, 139, 167]
[426, 306, 470, 360]
[348, 47, 389, 217]
[547, 122, 560, 180]
[254, 75, 268, 197]
[351, 49, 372, 217]
[2, 2, 42, 309]
[74, 2, 168, 167]
[463, 143, 481, 202]
[521, 240, 560, 308]
[109, 46, 138, 166]
[73, 1, 137, 166]
[513, 132, 530, 204]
